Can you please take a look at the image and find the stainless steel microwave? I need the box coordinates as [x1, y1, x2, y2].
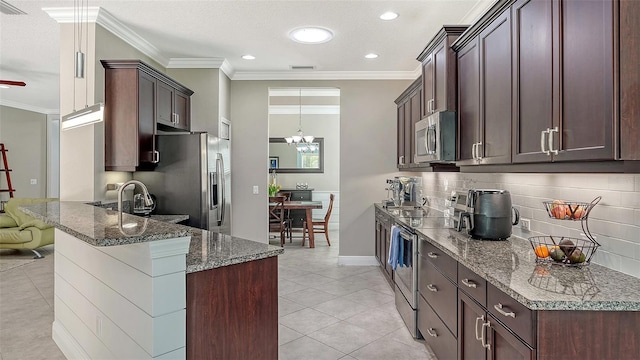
[414, 111, 456, 163]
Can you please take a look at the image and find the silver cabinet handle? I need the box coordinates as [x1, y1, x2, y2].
[427, 284, 438, 292]
[475, 315, 484, 341]
[175, 113, 180, 125]
[399, 155, 405, 165]
[481, 321, 491, 349]
[427, 252, 438, 259]
[151, 150, 160, 163]
[494, 303, 516, 318]
[541, 129, 551, 155]
[431, 98, 436, 112]
[548, 126, 559, 155]
[426, 328, 438, 337]
[461, 278, 477, 288]
[472, 143, 477, 160]
[476, 142, 483, 160]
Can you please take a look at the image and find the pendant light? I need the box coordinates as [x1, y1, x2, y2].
[284, 89, 314, 145]
[62, 0, 103, 130]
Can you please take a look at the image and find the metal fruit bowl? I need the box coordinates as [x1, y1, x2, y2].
[529, 236, 598, 267]
[543, 200, 592, 220]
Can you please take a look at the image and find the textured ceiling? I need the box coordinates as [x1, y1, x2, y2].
[0, 0, 494, 114]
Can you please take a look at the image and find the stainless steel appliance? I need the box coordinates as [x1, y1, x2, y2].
[457, 189, 519, 240]
[393, 220, 419, 338]
[385, 176, 424, 207]
[134, 131, 231, 234]
[414, 111, 456, 163]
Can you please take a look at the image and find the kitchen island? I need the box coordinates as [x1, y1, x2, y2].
[376, 204, 640, 359]
[21, 201, 283, 360]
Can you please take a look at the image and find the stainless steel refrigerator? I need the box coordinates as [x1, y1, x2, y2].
[134, 132, 231, 234]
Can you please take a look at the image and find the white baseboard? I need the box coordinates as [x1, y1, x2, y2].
[337, 256, 379, 266]
[52, 320, 90, 360]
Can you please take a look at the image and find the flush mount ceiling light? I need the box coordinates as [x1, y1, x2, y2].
[379, 11, 399, 20]
[365, 53, 379, 59]
[289, 27, 334, 44]
[242, 55, 256, 60]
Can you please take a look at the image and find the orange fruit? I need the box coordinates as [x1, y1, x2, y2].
[534, 245, 549, 258]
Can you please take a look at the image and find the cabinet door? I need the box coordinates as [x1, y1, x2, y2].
[138, 71, 157, 164]
[458, 291, 487, 360]
[409, 88, 421, 165]
[554, 0, 614, 161]
[397, 101, 407, 167]
[174, 89, 190, 131]
[403, 99, 412, 166]
[375, 218, 382, 264]
[432, 41, 448, 113]
[479, 10, 512, 164]
[511, 0, 554, 163]
[457, 39, 480, 163]
[422, 54, 434, 116]
[487, 314, 535, 360]
[156, 80, 175, 127]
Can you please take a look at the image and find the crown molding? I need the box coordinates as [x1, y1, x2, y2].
[232, 68, 421, 81]
[0, 99, 59, 115]
[44, 7, 169, 66]
[166, 58, 235, 78]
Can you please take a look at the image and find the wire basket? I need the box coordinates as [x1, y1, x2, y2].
[543, 200, 592, 220]
[529, 236, 598, 267]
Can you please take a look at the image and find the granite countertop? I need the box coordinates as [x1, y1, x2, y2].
[149, 214, 189, 224]
[21, 201, 283, 273]
[375, 204, 640, 311]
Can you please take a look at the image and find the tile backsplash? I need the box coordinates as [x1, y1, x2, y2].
[420, 172, 640, 279]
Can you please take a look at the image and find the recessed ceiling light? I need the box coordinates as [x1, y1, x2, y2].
[242, 55, 256, 60]
[289, 27, 334, 44]
[379, 12, 399, 20]
[365, 53, 379, 59]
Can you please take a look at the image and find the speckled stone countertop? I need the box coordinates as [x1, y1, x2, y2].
[148, 214, 189, 224]
[376, 204, 640, 311]
[21, 201, 283, 273]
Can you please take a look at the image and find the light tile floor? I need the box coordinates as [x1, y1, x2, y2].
[273, 231, 435, 360]
[0, 232, 435, 360]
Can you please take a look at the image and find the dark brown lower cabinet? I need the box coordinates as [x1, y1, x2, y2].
[186, 257, 278, 360]
[418, 295, 457, 360]
[458, 291, 534, 360]
[374, 208, 393, 286]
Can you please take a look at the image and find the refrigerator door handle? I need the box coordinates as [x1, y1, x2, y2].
[209, 171, 217, 210]
[217, 153, 225, 226]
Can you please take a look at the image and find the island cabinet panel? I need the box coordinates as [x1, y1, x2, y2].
[186, 256, 278, 360]
[536, 310, 640, 360]
[418, 295, 457, 359]
[511, 0, 555, 163]
[487, 313, 536, 360]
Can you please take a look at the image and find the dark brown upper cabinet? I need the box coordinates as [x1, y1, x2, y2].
[417, 26, 468, 117]
[513, 0, 615, 163]
[101, 60, 194, 171]
[455, 10, 512, 166]
[395, 77, 422, 169]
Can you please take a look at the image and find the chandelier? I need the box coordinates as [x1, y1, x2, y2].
[285, 89, 314, 144]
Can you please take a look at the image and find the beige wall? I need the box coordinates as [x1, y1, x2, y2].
[0, 105, 48, 199]
[230, 79, 411, 257]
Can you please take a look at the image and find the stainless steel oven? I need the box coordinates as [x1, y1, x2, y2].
[414, 111, 456, 163]
[393, 221, 420, 338]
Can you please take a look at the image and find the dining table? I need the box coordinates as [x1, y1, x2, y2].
[281, 200, 323, 248]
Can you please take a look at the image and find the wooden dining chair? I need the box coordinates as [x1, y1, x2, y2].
[302, 194, 335, 247]
[277, 191, 293, 242]
[268, 196, 287, 246]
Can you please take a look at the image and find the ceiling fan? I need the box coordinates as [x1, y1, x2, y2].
[0, 80, 26, 87]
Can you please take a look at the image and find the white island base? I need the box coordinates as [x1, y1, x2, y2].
[52, 229, 191, 359]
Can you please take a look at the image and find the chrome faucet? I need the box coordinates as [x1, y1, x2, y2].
[117, 180, 153, 224]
